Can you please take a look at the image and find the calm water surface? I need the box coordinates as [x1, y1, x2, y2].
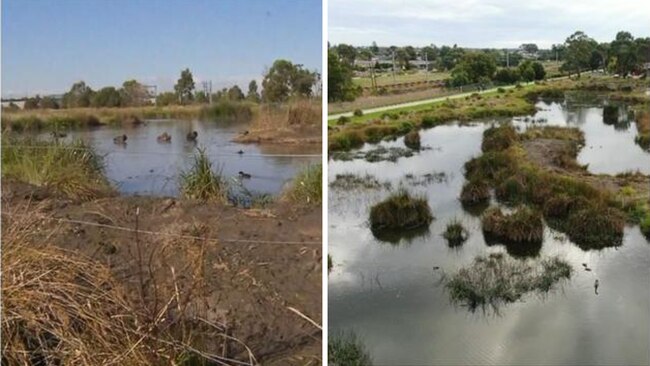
[41, 119, 319, 196]
[329, 100, 650, 365]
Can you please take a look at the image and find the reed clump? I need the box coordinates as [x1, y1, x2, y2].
[443, 219, 469, 247]
[444, 252, 572, 311]
[460, 179, 491, 205]
[403, 130, 421, 150]
[481, 206, 544, 244]
[179, 148, 224, 202]
[1, 137, 111, 200]
[285, 164, 322, 205]
[328, 332, 373, 366]
[369, 189, 433, 232]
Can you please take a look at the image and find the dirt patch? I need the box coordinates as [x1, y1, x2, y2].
[2, 182, 322, 365]
[522, 138, 650, 201]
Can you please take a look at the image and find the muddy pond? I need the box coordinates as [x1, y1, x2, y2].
[33, 119, 320, 197]
[329, 97, 650, 365]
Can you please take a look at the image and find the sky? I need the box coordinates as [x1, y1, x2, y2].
[329, 0, 650, 48]
[1, 0, 322, 98]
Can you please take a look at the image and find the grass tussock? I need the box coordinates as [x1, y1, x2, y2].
[286, 164, 322, 205]
[1, 137, 111, 200]
[460, 179, 491, 205]
[445, 252, 572, 311]
[328, 332, 373, 366]
[180, 148, 225, 202]
[369, 190, 433, 231]
[482, 206, 544, 244]
[200, 100, 254, 121]
[403, 130, 421, 150]
[482, 124, 518, 152]
[443, 219, 469, 247]
[635, 111, 650, 151]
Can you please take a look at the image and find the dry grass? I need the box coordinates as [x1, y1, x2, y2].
[252, 100, 321, 131]
[482, 206, 544, 244]
[1, 209, 255, 366]
[369, 189, 433, 231]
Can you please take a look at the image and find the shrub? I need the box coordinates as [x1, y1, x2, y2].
[338, 115, 351, 125]
[353, 109, 364, 117]
[403, 130, 421, 150]
[369, 190, 433, 231]
[564, 206, 625, 249]
[481, 206, 544, 243]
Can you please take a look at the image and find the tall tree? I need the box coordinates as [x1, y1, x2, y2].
[247, 80, 260, 102]
[370, 41, 379, 55]
[450, 52, 497, 85]
[121, 80, 150, 106]
[563, 31, 596, 77]
[261, 60, 317, 102]
[62, 81, 94, 108]
[328, 50, 361, 102]
[91, 87, 122, 107]
[227, 85, 245, 101]
[609, 31, 638, 76]
[174, 68, 195, 104]
[336, 44, 357, 65]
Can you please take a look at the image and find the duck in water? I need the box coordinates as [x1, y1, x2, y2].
[50, 131, 67, 139]
[113, 134, 127, 144]
[157, 132, 171, 142]
[186, 131, 198, 141]
[237, 150, 244, 155]
[594, 279, 599, 295]
[238, 171, 252, 179]
[241, 130, 249, 136]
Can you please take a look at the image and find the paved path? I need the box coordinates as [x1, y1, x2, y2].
[328, 76, 575, 121]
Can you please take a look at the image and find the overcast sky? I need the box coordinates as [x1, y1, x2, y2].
[329, 0, 650, 48]
[2, 0, 321, 98]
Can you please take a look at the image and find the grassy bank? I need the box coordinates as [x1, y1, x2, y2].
[1, 137, 112, 200]
[328, 75, 649, 152]
[1, 101, 257, 132]
[464, 123, 649, 248]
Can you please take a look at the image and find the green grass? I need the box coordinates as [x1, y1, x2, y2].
[179, 148, 225, 202]
[445, 252, 572, 311]
[369, 189, 433, 232]
[443, 218, 469, 247]
[199, 100, 254, 121]
[328, 332, 373, 366]
[286, 164, 322, 205]
[1, 137, 111, 200]
[481, 206, 544, 244]
[353, 70, 450, 88]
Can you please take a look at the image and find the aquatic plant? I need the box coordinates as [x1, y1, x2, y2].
[286, 164, 322, 205]
[179, 148, 224, 202]
[200, 100, 254, 121]
[460, 179, 491, 206]
[328, 332, 373, 366]
[369, 189, 433, 232]
[329, 174, 388, 190]
[444, 252, 572, 311]
[1, 137, 111, 200]
[403, 130, 421, 150]
[481, 124, 518, 152]
[443, 219, 469, 247]
[481, 206, 544, 244]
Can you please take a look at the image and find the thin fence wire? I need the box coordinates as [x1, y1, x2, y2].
[1, 144, 322, 158]
[1, 211, 321, 245]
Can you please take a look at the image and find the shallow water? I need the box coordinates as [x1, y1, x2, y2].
[329, 101, 650, 365]
[37, 119, 319, 196]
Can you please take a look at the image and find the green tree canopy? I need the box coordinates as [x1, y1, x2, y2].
[62, 81, 94, 108]
[328, 50, 361, 102]
[228, 85, 245, 101]
[609, 31, 638, 76]
[174, 68, 195, 104]
[91, 87, 122, 107]
[121, 80, 150, 106]
[563, 31, 597, 77]
[247, 80, 260, 102]
[261, 59, 317, 102]
[450, 52, 497, 85]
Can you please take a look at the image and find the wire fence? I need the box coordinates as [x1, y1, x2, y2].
[1, 211, 322, 246]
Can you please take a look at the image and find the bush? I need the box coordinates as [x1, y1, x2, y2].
[369, 190, 433, 231]
[403, 130, 421, 150]
[338, 115, 351, 125]
[564, 206, 625, 249]
[481, 206, 544, 243]
[353, 109, 364, 117]
[481, 124, 518, 152]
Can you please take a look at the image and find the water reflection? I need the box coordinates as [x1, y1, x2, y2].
[329, 99, 649, 365]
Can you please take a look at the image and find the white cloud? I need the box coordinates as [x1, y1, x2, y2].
[329, 0, 650, 47]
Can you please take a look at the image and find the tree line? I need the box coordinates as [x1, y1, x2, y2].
[21, 59, 319, 110]
[328, 30, 650, 102]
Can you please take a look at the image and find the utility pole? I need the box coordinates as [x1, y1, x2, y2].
[202, 81, 213, 104]
[392, 51, 396, 82]
[424, 51, 429, 81]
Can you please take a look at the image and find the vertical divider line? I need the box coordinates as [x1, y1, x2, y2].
[321, 0, 329, 363]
